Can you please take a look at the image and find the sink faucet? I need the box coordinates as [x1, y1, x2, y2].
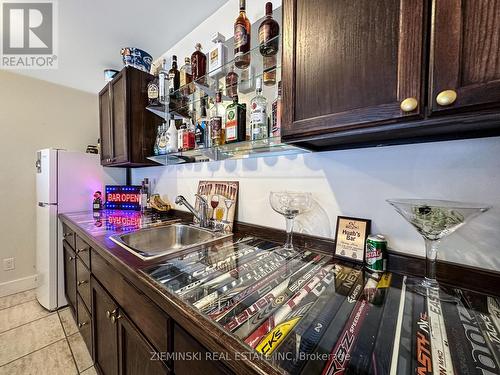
[175, 194, 210, 229]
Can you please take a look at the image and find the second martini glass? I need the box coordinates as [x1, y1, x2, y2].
[387, 199, 490, 299]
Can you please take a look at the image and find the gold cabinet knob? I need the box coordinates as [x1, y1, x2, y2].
[400, 97, 418, 112]
[436, 90, 457, 106]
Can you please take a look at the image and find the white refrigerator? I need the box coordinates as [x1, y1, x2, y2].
[35, 148, 125, 310]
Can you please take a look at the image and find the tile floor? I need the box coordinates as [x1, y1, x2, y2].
[0, 289, 97, 374]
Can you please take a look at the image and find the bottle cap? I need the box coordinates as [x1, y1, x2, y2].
[185, 57, 190, 63]
[265, 2, 273, 15]
[256, 77, 262, 90]
[172, 55, 177, 62]
[233, 95, 239, 102]
[239, 0, 245, 11]
[195, 43, 202, 50]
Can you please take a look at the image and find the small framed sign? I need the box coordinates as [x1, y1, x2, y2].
[334, 216, 371, 263]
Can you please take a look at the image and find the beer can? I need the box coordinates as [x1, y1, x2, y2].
[365, 235, 387, 273]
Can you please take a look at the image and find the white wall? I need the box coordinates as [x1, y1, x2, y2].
[0, 70, 99, 292]
[134, 0, 500, 271]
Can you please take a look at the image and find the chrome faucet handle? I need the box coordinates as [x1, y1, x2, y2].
[195, 194, 208, 206]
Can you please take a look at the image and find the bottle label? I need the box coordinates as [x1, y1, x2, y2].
[251, 111, 266, 125]
[210, 49, 219, 66]
[234, 24, 249, 51]
[148, 83, 159, 99]
[226, 109, 238, 141]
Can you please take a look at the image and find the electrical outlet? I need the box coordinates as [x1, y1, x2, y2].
[3, 258, 15, 271]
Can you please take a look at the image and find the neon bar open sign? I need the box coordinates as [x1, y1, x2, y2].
[105, 185, 141, 211]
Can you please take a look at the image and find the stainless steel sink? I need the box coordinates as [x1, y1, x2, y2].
[109, 223, 232, 260]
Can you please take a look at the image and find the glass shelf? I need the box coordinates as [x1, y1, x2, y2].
[147, 35, 282, 120]
[147, 137, 309, 165]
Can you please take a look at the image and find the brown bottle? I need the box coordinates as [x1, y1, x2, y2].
[225, 65, 239, 98]
[259, 2, 280, 56]
[234, 0, 251, 69]
[191, 43, 207, 84]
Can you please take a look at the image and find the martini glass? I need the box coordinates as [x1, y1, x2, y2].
[270, 192, 313, 250]
[387, 199, 490, 299]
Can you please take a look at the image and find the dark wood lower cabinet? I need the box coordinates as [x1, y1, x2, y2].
[118, 314, 168, 375]
[63, 242, 77, 314]
[92, 277, 119, 375]
[91, 276, 169, 375]
[173, 324, 232, 375]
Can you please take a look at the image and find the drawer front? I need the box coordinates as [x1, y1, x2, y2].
[62, 224, 75, 250]
[76, 257, 91, 310]
[77, 294, 93, 356]
[75, 235, 91, 268]
[91, 250, 169, 353]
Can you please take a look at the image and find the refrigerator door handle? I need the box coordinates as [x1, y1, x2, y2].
[38, 202, 58, 207]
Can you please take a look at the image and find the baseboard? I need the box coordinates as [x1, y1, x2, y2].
[0, 274, 37, 297]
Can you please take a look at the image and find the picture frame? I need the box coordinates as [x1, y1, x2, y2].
[334, 216, 371, 263]
[194, 181, 239, 232]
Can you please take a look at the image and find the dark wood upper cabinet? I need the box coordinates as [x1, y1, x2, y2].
[98, 66, 162, 167]
[429, 0, 500, 114]
[282, 0, 425, 140]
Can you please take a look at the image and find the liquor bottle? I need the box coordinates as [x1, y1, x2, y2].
[180, 57, 193, 96]
[271, 81, 282, 137]
[234, 0, 251, 69]
[166, 115, 178, 153]
[153, 124, 161, 155]
[259, 2, 280, 56]
[147, 73, 159, 106]
[208, 32, 228, 79]
[168, 55, 180, 93]
[225, 65, 239, 98]
[263, 54, 277, 86]
[177, 123, 186, 151]
[225, 95, 247, 143]
[250, 78, 268, 140]
[158, 122, 168, 155]
[183, 119, 195, 150]
[140, 180, 148, 213]
[191, 43, 207, 84]
[158, 59, 169, 104]
[196, 97, 208, 148]
[239, 65, 255, 94]
[210, 91, 226, 146]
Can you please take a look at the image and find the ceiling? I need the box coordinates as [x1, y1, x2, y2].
[7, 0, 229, 93]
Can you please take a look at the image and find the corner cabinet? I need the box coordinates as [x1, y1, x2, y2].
[99, 67, 162, 167]
[282, 0, 500, 149]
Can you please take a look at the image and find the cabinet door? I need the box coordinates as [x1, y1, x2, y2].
[91, 277, 119, 375]
[110, 72, 129, 164]
[430, 0, 500, 114]
[63, 243, 77, 314]
[118, 314, 169, 375]
[282, 0, 425, 139]
[99, 84, 113, 165]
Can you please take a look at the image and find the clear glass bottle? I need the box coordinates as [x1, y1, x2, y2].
[259, 2, 280, 56]
[250, 78, 268, 140]
[177, 122, 186, 151]
[234, 0, 251, 69]
[271, 81, 282, 137]
[158, 59, 169, 104]
[180, 57, 193, 96]
[157, 122, 168, 155]
[225, 95, 247, 143]
[153, 124, 162, 155]
[191, 43, 207, 84]
[210, 91, 226, 146]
